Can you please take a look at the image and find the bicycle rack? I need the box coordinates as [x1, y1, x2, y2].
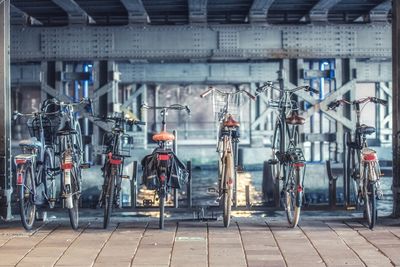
[326, 160, 338, 208]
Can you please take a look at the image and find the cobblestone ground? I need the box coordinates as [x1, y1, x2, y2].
[0, 210, 400, 267]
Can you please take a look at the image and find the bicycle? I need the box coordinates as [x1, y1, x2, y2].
[42, 98, 92, 229]
[200, 86, 255, 227]
[141, 103, 190, 229]
[256, 81, 318, 228]
[95, 113, 145, 229]
[327, 96, 387, 229]
[13, 109, 59, 230]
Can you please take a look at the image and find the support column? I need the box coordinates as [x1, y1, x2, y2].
[392, 0, 400, 216]
[107, 61, 120, 113]
[0, 0, 12, 220]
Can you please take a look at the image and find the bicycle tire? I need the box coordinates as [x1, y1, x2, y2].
[222, 155, 233, 228]
[103, 171, 115, 229]
[44, 148, 56, 208]
[271, 122, 283, 180]
[284, 166, 301, 228]
[68, 166, 80, 230]
[18, 164, 36, 230]
[365, 177, 377, 229]
[159, 186, 165, 229]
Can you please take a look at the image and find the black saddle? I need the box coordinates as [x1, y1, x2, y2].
[357, 124, 376, 136]
[57, 121, 77, 136]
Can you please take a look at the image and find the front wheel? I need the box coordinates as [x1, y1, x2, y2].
[283, 166, 302, 228]
[18, 165, 36, 230]
[103, 172, 115, 229]
[68, 166, 81, 230]
[222, 155, 234, 228]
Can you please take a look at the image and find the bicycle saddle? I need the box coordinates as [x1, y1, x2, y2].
[285, 113, 305, 125]
[357, 124, 375, 136]
[57, 120, 77, 136]
[362, 148, 377, 161]
[152, 131, 175, 142]
[223, 115, 240, 127]
[19, 138, 41, 149]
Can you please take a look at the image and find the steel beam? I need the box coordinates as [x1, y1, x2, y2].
[188, 0, 207, 23]
[248, 0, 275, 23]
[0, 0, 12, 220]
[10, 4, 42, 26]
[51, 0, 95, 25]
[10, 23, 391, 62]
[120, 0, 149, 24]
[369, 0, 391, 22]
[308, 0, 341, 22]
[392, 0, 400, 217]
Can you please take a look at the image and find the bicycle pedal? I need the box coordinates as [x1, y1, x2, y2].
[80, 163, 91, 169]
[121, 175, 130, 179]
[268, 159, 279, 165]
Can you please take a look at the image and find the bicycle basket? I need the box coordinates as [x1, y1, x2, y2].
[27, 116, 59, 145]
[102, 133, 132, 157]
[212, 90, 249, 122]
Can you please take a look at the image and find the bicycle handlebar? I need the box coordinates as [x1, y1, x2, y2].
[141, 103, 191, 114]
[94, 116, 146, 126]
[327, 97, 388, 111]
[42, 97, 94, 115]
[256, 81, 319, 95]
[200, 87, 256, 101]
[13, 110, 59, 120]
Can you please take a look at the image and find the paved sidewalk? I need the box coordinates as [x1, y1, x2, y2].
[0, 213, 399, 267]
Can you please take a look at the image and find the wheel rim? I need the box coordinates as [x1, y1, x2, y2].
[22, 169, 35, 227]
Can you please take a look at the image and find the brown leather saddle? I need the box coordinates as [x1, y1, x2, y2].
[285, 112, 305, 125]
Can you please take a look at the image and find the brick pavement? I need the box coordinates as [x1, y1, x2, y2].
[0, 214, 399, 266]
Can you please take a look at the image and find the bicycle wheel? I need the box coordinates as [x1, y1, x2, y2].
[159, 184, 166, 229]
[18, 164, 36, 230]
[44, 149, 56, 208]
[68, 166, 80, 230]
[271, 122, 283, 180]
[103, 171, 115, 229]
[364, 165, 377, 229]
[283, 166, 301, 228]
[222, 155, 234, 228]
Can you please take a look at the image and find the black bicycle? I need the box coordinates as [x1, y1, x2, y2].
[141, 104, 190, 229]
[328, 97, 387, 229]
[14, 109, 59, 230]
[96, 113, 145, 229]
[257, 81, 318, 227]
[42, 98, 92, 229]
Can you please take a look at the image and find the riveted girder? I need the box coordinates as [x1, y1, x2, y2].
[51, 0, 95, 24]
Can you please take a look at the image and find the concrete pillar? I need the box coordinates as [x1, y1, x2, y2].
[0, 0, 12, 220]
[392, 0, 400, 216]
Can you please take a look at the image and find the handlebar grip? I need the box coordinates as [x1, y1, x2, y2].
[200, 87, 214, 98]
[373, 97, 388, 106]
[327, 101, 340, 110]
[308, 87, 320, 94]
[244, 90, 256, 101]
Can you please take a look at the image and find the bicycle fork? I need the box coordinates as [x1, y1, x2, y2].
[62, 151, 74, 209]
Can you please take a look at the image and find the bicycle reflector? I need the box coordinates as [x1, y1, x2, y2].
[158, 154, 170, 161]
[61, 163, 73, 170]
[17, 173, 23, 185]
[15, 158, 27, 165]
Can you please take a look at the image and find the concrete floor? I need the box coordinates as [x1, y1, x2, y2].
[0, 211, 399, 267]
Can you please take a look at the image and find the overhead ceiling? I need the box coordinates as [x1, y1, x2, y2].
[10, 0, 392, 26]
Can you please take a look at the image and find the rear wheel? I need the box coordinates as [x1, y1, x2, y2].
[44, 149, 56, 208]
[159, 186, 165, 229]
[68, 166, 80, 230]
[365, 171, 377, 229]
[19, 165, 36, 230]
[284, 166, 301, 228]
[103, 170, 115, 229]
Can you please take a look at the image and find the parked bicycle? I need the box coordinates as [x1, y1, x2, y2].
[328, 97, 387, 229]
[256, 81, 318, 228]
[141, 104, 190, 229]
[95, 113, 145, 229]
[42, 98, 92, 229]
[14, 109, 59, 230]
[200, 86, 255, 227]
